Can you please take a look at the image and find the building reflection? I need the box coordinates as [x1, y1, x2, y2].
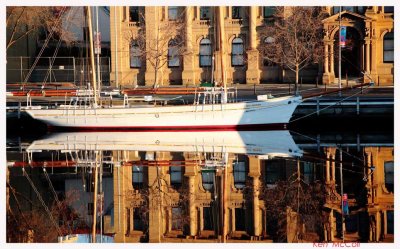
[6, 131, 394, 243]
[108, 148, 393, 242]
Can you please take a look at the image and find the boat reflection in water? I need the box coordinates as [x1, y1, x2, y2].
[7, 130, 394, 243]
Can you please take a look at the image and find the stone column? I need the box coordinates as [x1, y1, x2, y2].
[365, 40, 371, 73]
[182, 7, 196, 85]
[324, 44, 329, 74]
[148, 166, 163, 242]
[370, 32, 378, 82]
[330, 210, 336, 240]
[248, 156, 261, 237]
[331, 154, 336, 183]
[144, 7, 159, 86]
[130, 208, 134, 233]
[188, 175, 197, 236]
[231, 208, 236, 232]
[184, 156, 198, 237]
[329, 42, 335, 78]
[376, 212, 381, 241]
[246, 6, 260, 84]
[325, 152, 331, 183]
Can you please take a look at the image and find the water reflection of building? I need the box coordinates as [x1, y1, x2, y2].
[108, 146, 393, 243]
[323, 147, 394, 242]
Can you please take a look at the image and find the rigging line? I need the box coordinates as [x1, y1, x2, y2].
[22, 167, 63, 236]
[42, 7, 75, 86]
[7, 183, 32, 230]
[289, 85, 372, 123]
[23, 6, 68, 83]
[42, 167, 73, 235]
[290, 130, 365, 163]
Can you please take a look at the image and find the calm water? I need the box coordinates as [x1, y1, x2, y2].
[6, 126, 394, 243]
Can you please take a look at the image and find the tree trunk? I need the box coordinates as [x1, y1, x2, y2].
[295, 64, 299, 95]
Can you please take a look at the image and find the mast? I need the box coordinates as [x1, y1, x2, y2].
[114, 7, 119, 88]
[87, 6, 98, 106]
[338, 7, 342, 97]
[217, 7, 227, 103]
[92, 151, 99, 243]
[96, 6, 101, 97]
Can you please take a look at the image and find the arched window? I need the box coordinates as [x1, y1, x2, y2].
[202, 170, 214, 191]
[263, 36, 276, 66]
[170, 166, 182, 186]
[383, 32, 394, 63]
[199, 38, 212, 67]
[168, 39, 180, 67]
[132, 166, 144, 188]
[384, 161, 394, 192]
[130, 40, 141, 68]
[168, 6, 178, 20]
[263, 7, 276, 18]
[233, 160, 247, 189]
[232, 37, 244, 66]
[200, 7, 210, 20]
[129, 7, 139, 22]
[232, 7, 242, 19]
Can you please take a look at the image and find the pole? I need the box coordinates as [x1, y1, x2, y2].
[338, 6, 342, 97]
[340, 149, 345, 242]
[92, 152, 99, 243]
[87, 6, 98, 106]
[99, 153, 103, 243]
[218, 7, 227, 103]
[114, 7, 119, 88]
[96, 6, 101, 95]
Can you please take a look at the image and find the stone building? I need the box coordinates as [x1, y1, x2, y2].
[109, 6, 394, 87]
[108, 146, 394, 243]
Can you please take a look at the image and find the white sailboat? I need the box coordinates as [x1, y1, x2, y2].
[26, 130, 303, 159]
[24, 7, 302, 131]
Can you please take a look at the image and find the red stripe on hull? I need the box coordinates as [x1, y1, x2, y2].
[47, 123, 288, 132]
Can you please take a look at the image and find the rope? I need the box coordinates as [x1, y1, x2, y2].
[23, 6, 68, 83]
[22, 167, 63, 236]
[43, 167, 73, 235]
[289, 84, 373, 123]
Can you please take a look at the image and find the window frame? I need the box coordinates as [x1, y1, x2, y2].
[199, 38, 212, 67]
[231, 37, 244, 67]
[232, 6, 242, 19]
[168, 39, 180, 68]
[200, 6, 211, 20]
[129, 6, 139, 22]
[130, 40, 141, 68]
[383, 32, 394, 63]
[168, 6, 179, 21]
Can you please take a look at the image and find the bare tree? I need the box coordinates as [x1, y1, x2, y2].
[259, 7, 326, 94]
[124, 9, 187, 88]
[260, 165, 327, 242]
[6, 7, 76, 51]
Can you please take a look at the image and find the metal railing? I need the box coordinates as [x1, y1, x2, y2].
[6, 56, 111, 85]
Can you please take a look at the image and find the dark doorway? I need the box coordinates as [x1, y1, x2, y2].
[335, 27, 361, 77]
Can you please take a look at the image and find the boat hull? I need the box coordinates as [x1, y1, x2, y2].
[25, 96, 301, 131]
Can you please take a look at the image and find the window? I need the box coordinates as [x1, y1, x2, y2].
[263, 7, 275, 18]
[387, 211, 394, 234]
[203, 207, 214, 230]
[129, 7, 139, 22]
[333, 6, 355, 14]
[168, 6, 179, 20]
[168, 39, 180, 67]
[384, 6, 394, 13]
[87, 203, 94, 215]
[171, 207, 183, 230]
[132, 166, 144, 187]
[232, 7, 242, 19]
[383, 32, 394, 62]
[263, 36, 276, 66]
[199, 38, 212, 67]
[235, 208, 246, 231]
[200, 7, 211, 20]
[303, 162, 314, 184]
[233, 161, 247, 189]
[232, 37, 244, 66]
[384, 161, 394, 192]
[170, 166, 182, 186]
[265, 160, 284, 185]
[133, 208, 143, 230]
[202, 170, 215, 191]
[130, 40, 141, 68]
